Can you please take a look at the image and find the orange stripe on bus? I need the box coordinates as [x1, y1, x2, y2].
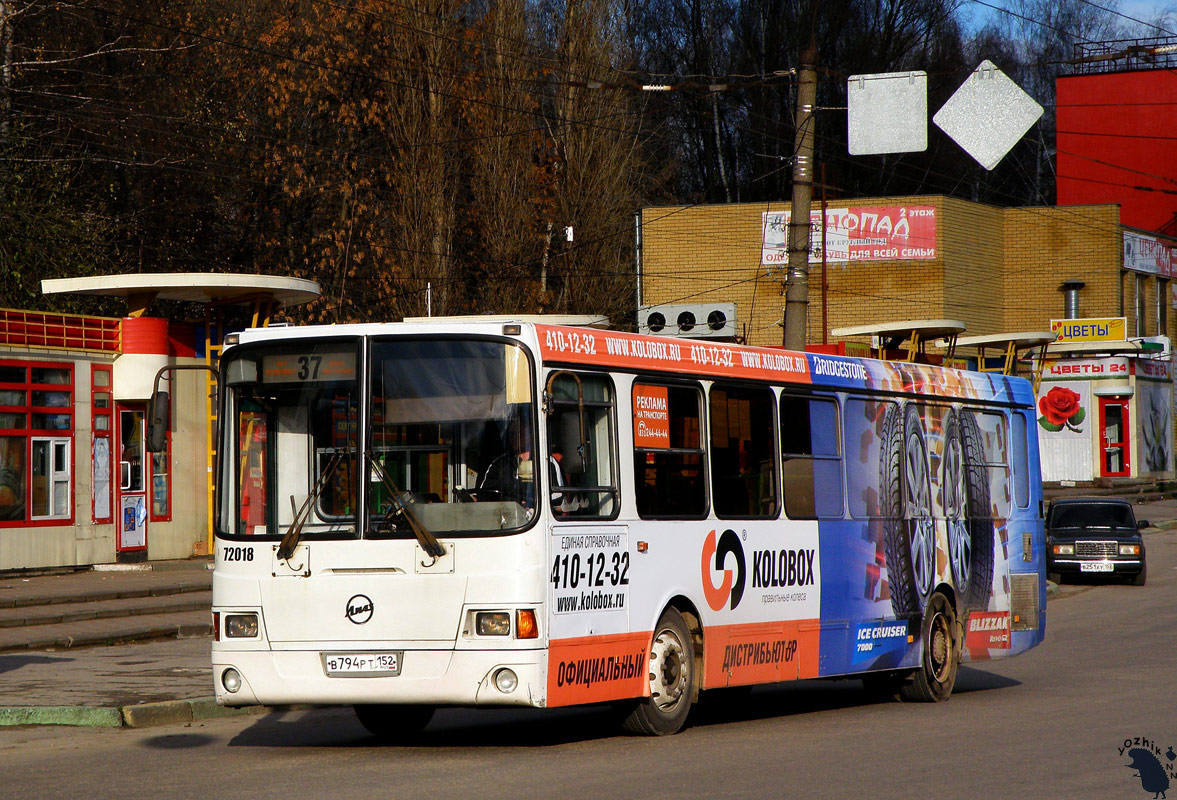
[703, 620, 822, 688]
[547, 632, 652, 708]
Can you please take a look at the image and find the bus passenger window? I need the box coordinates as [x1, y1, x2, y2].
[633, 383, 706, 519]
[781, 394, 843, 519]
[546, 372, 618, 519]
[844, 398, 896, 519]
[975, 412, 1011, 519]
[1011, 413, 1030, 509]
[709, 384, 777, 518]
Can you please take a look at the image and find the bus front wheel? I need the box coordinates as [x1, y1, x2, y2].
[353, 704, 435, 741]
[622, 608, 696, 735]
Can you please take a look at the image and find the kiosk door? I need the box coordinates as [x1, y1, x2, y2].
[117, 406, 148, 552]
[1098, 398, 1131, 478]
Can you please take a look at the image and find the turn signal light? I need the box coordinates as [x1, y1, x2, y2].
[516, 609, 538, 639]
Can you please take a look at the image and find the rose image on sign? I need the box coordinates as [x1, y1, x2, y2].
[1038, 386, 1085, 432]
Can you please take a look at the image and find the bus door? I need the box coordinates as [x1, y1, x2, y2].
[116, 404, 148, 553]
[1098, 397, 1130, 478]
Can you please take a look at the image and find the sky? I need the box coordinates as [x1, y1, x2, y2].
[959, 0, 1177, 36]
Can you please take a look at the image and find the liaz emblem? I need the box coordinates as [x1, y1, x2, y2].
[346, 594, 374, 624]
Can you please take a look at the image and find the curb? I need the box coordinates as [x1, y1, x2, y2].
[0, 697, 266, 729]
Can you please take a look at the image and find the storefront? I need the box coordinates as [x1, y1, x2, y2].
[1035, 338, 1173, 483]
[0, 273, 321, 571]
[0, 310, 211, 569]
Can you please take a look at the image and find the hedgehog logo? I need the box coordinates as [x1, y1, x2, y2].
[701, 529, 745, 611]
[1124, 746, 1172, 798]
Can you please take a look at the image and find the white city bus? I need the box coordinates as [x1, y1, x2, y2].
[209, 318, 1046, 736]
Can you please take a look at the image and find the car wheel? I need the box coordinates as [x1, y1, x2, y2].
[881, 404, 935, 618]
[353, 704, 435, 741]
[900, 591, 959, 703]
[622, 607, 696, 735]
[942, 409, 995, 611]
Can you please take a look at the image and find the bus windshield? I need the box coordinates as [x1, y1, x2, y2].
[219, 340, 362, 540]
[217, 336, 538, 540]
[368, 337, 536, 536]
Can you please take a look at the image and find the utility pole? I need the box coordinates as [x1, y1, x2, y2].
[783, 47, 818, 351]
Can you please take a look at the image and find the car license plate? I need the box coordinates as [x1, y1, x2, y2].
[322, 652, 403, 677]
[1080, 562, 1114, 573]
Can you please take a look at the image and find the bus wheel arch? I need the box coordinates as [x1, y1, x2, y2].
[622, 603, 699, 735]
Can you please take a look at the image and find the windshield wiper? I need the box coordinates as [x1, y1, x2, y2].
[277, 449, 345, 561]
[366, 451, 446, 560]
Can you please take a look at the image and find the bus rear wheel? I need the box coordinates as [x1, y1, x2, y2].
[353, 704, 435, 741]
[900, 592, 959, 703]
[622, 608, 696, 735]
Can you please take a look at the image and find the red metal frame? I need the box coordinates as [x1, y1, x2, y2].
[0, 359, 75, 527]
[1098, 397, 1131, 478]
[115, 403, 148, 552]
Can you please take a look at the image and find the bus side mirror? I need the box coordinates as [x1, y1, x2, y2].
[147, 390, 170, 452]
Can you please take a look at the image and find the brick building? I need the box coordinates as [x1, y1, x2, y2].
[639, 196, 1177, 482]
[640, 197, 1153, 347]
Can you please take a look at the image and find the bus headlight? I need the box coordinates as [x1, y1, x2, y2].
[225, 613, 259, 638]
[476, 612, 511, 636]
[493, 668, 519, 694]
[222, 668, 243, 693]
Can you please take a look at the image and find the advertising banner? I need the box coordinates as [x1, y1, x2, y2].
[1124, 231, 1176, 277]
[632, 384, 670, 449]
[1050, 317, 1126, 343]
[761, 205, 937, 266]
[1036, 381, 1093, 481]
[1136, 378, 1173, 475]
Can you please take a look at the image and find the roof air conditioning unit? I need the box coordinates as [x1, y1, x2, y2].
[638, 303, 737, 339]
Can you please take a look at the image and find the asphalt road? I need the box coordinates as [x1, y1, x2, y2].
[1, 528, 1174, 800]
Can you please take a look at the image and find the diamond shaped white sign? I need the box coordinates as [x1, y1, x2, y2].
[933, 60, 1043, 171]
[847, 71, 928, 155]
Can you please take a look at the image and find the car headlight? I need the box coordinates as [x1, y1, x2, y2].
[1118, 544, 1140, 555]
[1052, 544, 1074, 555]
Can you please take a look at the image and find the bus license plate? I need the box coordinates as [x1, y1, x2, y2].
[1080, 562, 1114, 573]
[322, 652, 403, 677]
